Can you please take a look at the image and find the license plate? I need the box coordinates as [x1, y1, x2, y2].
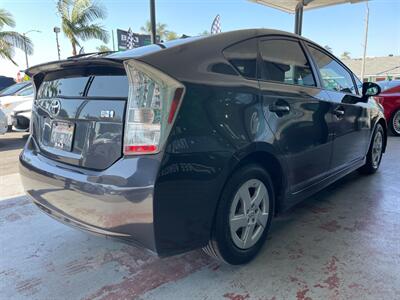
[50, 121, 75, 151]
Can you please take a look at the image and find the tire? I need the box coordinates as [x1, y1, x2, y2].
[203, 164, 274, 265]
[389, 109, 400, 136]
[359, 123, 384, 175]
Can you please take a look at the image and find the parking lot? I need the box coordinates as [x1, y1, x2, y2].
[0, 132, 399, 300]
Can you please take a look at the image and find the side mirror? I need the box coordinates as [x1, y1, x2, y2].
[362, 82, 381, 97]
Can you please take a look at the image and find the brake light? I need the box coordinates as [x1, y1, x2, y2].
[123, 60, 185, 155]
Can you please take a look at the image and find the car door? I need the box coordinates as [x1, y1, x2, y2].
[258, 37, 334, 194]
[306, 45, 370, 171]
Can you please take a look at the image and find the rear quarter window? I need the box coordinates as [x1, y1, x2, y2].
[223, 39, 258, 80]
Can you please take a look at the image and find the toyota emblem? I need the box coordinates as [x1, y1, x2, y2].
[50, 99, 61, 117]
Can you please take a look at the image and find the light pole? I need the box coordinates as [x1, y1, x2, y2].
[360, 1, 369, 81]
[149, 0, 156, 44]
[53, 26, 61, 60]
[23, 30, 40, 69]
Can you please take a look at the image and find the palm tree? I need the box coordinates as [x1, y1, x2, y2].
[165, 31, 179, 41]
[140, 21, 170, 41]
[324, 45, 333, 53]
[0, 8, 33, 65]
[57, 0, 109, 56]
[198, 30, 210, 36]
[96, 44, 110, 52]
[341, 51, 351, 59]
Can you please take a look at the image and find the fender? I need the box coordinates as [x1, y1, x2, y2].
[225, 142, 287, 179]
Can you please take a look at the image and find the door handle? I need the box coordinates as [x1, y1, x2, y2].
[333, 107, 345, 118]
[269, 103, 290, 114]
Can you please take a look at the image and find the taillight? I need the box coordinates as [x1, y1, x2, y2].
[123, 60, 185, 155]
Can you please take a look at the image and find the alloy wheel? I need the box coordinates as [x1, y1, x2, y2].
[393, 111, 400, 135]
[372, 130, 383, 168]
[229, 179, 269, 249]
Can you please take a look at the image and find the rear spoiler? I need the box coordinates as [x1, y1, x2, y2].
[25, 55, 123, 77]
[66, 51, 116, 60]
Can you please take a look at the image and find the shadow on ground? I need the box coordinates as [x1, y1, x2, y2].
[0, 132, 28, 152]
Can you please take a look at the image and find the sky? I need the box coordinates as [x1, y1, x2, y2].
[0, 0, 399, 78]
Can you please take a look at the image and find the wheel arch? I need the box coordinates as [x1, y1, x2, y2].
[219, 144, 288, 218]
[205, 145, 287, 256]
[233, 152, 286, 212]
[389, 107, 400, 136]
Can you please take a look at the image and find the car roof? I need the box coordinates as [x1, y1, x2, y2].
[107, 29, 317, 60]
[26, 29, 320, 77]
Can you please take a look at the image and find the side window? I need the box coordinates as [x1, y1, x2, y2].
[87, 75, 128, 98]
[259, 39, 315, 87]
[223, 39, 258, 80]
[308, 46, 356, 94]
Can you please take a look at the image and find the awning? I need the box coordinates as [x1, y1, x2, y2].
[249, 0, 367, 35]
[248, 0, 366, 13]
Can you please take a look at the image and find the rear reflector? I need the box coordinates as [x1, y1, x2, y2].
[123, 60, 185, 155]
[124, 145, 158, 153]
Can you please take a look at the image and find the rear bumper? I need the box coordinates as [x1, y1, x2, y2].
[0, 113, 7, 135]
[19, 135, 160, 253]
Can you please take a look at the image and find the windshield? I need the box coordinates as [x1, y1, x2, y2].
[0, 82, 29, 96]
[17, 85, 34, 96]
[376, 80, 400, 92]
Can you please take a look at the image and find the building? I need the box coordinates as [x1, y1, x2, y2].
[342, 55, 400, 82]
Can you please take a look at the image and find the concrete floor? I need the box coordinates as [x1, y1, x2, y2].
[0, 132, 28, 199]
[0, 132, 399, 300]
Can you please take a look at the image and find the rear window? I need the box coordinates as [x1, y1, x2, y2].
[38, 75, 128, 99]
[87, 75, 128, 98]
[38, 77, 89, 98]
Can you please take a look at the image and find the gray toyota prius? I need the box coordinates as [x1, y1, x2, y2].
[20, 29, 386, 265]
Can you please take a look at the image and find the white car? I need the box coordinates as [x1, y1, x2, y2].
[0, 84, 33, 126]
[11, 100, 33, 132]
[0, 109, 7, 135]
[0, 81, 31, 97]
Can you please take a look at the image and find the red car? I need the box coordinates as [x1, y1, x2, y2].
[375, 80, 400, 136]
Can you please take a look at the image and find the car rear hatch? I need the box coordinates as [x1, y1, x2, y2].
[28, 52, 186, 171]
[30, 58, 128, 170]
